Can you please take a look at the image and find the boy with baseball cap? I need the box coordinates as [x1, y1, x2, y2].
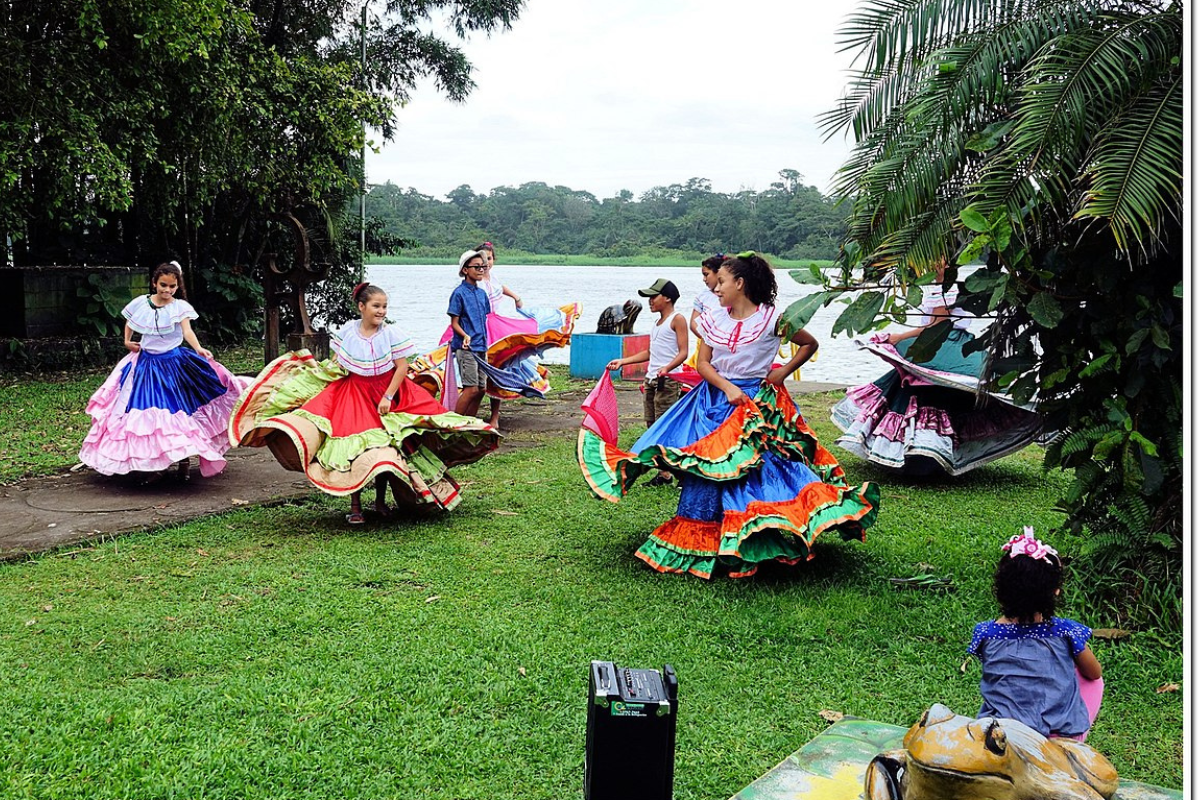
[605, 278, 689, 486]
[447, 249, 492, 419]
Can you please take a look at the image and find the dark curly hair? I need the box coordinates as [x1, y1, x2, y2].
[720, 252, 777, 306]
[701, 253, 725, 272]
[993, 552, 1064, 623]
[150, 261, 187, 300]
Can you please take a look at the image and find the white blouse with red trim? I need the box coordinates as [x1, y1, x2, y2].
[697, 304, 781, 380]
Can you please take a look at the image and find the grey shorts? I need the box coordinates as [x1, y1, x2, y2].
[455, 348, 487, 389]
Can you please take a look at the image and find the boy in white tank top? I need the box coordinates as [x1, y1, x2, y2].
[606, 278, 689, 486]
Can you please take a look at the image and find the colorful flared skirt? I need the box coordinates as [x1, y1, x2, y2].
[427, 303, 581, 401]
[229, 351, 500, 509]
[79, 346, 247, 477]
[830, 331, 1043, 476]
[578, 375, 880, 579]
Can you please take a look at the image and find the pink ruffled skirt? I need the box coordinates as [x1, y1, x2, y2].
[79, 346, 247, 477]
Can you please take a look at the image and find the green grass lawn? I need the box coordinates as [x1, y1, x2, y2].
[0, 375, 1183, 799]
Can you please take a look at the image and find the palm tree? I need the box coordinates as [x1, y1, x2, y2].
[822, 0, 1182, 269]
[814, 0, 1183, 626]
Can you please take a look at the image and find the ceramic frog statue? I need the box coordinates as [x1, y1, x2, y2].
[864, 704, 1118, 800]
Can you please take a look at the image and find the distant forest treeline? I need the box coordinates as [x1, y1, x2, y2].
[365, 169, 849, 260]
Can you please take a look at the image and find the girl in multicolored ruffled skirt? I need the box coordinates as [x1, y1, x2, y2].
[830, 258, 1043, 475]
[79, 261, 245, 482]
[473, 241, 579, 426]
[579, 252, 880, 579]
[230, 282, 499, 524]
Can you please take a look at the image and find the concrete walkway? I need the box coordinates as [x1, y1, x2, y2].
[0, 379, 848, 560]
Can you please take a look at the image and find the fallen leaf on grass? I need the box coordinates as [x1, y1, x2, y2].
[818, 709, 844, 723]
[491, 509, 519, 516]
[1156, 682, 1180, 694]
[230, 498, 249, 506]
[518, 666, 527, 677]
[41, 605, 52, 612]
[196, 548, 209, 556]
[1092, 628, 1131, 641]
[425, 595, 440, 603]
[888, 574, 956, 592]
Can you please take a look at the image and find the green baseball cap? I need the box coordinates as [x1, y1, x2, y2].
[637, 278, 680, 302]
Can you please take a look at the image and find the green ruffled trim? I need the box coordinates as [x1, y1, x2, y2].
[751, 383, 846, 486]
[724, 481, 882, 562]
[579, 382, 871, 504]
[258, 357, 347, 420]
[290, 414, 407, 475]
[634, 418, 765, 484]
[577, 429, 648, 501]
[635, 540, 716, 580]
[293, 407, 494, 480]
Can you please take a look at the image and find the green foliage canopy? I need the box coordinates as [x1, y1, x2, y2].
[363, 170, 850, 260]
[797, 0, 1183, 624]
[0, 0, 522, 288]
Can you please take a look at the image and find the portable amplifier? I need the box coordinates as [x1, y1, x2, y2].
[584, 660, 678, 800]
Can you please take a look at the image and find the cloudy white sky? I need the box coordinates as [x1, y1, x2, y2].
[365, 0, 862, 201]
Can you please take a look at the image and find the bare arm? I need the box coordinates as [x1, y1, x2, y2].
[377, 358, 408, 415]
[697, 340, 748, 405]
[124, 322, 140, 353]
[606, 349, 649, 372]
[180, 318, 212, 359]
[766, 328, 818, 385]
[887, 304, 951, 345]
[1075, 645, 1102, 680]
[657, 314, 690, 376]
[449, 315, 472, 350]
[502, 285, 523, 309]
[689, 309, 703, 338]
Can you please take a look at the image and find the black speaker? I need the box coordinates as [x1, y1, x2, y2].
[584, 661, 678, 800]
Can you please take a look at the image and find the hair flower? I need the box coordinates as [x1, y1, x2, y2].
[1001, 527, 1058, 563]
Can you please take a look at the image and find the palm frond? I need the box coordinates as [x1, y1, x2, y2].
[1075, 71, 1183, 253]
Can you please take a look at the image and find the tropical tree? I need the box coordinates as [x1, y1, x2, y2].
[795, 0, 1183, 625]
[1, 0, 524, 336]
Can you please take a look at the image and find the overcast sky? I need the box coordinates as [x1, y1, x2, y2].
[365, 0, 862, 201]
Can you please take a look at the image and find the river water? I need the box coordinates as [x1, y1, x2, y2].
[366, 263, 975, 386]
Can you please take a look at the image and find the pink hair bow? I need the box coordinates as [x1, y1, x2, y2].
[1001, 526, 1058, 562]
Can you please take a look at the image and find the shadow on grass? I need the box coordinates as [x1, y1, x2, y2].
[847, 454, 1051, 492]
